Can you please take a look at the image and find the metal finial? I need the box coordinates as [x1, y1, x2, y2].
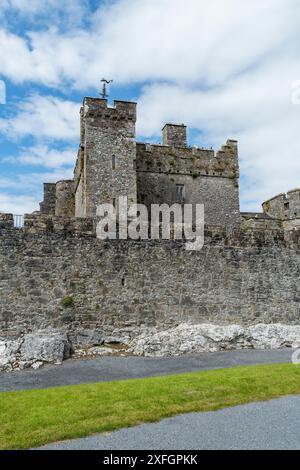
[100, 79, 113, 99]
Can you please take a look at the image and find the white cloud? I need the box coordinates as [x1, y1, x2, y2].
[0, 0, 300, 212]
[18, 168, 73, 188]
[0, 167, 74, 214]
[0, 0, 299, 88]
[135, 55, 300, 211]
[0, 168, 73, 192]
[0, 94, 80, 140]
[0, 192, 37, 214]
[4, 145, 77, 168]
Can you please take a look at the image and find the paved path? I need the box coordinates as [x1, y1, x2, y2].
[38, 396, 300, 450]
[0, 348, 293, 392]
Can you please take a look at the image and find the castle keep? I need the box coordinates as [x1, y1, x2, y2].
[39, 97, 240, 230]
[1, 95, 300, 347]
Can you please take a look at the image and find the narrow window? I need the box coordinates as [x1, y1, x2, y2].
[112, 155, 116, 170]
[112, 198, 116, 208]
[176, 184, 185, 203]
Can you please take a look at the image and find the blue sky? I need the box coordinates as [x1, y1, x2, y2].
[0, 0, 300, 214]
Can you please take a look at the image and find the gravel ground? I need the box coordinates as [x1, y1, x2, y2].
[37, 396, 300, 450]
[0, 348, 294, 392]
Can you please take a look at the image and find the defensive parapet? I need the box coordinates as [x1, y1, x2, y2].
[136, 139, 238, 177]
[2, 211, 300, 250]
[241, 212, 282, 230]
[82, 97, 137, 121]
[263, 189, 300, 220]
[23, 213, 95, 237]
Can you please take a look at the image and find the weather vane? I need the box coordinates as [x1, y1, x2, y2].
[100, 79, 113, 99]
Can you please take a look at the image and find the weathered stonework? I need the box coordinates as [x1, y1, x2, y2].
[263, 189, 300, 220]
[40, 96, 240, 231]
[74, 98, 137, 218]
[136, 139, 240, 229]
[162, 124, 187, 147]
[40, 183, 56, 215]
[55, 180, 75, 217]
[1, 94, 300, 364]
[1, 219, 300, 345]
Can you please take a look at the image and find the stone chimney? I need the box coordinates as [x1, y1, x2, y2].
[162, 124, 187, 147]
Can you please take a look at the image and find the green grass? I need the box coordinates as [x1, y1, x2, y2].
[1, 363, 300, 450]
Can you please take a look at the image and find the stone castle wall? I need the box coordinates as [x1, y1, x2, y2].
[136, 140, 240, 228]
[1, 214, 300, 343]
[263, 189, 300, 220]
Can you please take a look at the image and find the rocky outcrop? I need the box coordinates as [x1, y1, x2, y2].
[0, 328, 128, 372]
[128, 323, 300, 357]
[0, 330, 71, 372]
[248, 324, 300, 350]
[0, 338, 22, 371]
[1, 323, 300, 372]
[21, 330, 71, 365]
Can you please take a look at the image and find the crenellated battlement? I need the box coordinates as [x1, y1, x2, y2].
[136, 139, 238, 178]
[82, 97, 137, 122]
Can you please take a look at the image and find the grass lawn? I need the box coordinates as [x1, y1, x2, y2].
[1, 363, 300, 450]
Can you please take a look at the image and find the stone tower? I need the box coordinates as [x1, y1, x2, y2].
[39, 94, 240, 231]
[262, 189, 300, 220]
[74, 97, 137, 218]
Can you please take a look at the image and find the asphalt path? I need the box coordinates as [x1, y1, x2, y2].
[0, 348, 293, 392]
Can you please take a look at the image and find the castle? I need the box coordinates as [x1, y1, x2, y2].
[38, 96, 300, 232]
[1, 96, 300, 346]
[39, 97, 240, 230]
